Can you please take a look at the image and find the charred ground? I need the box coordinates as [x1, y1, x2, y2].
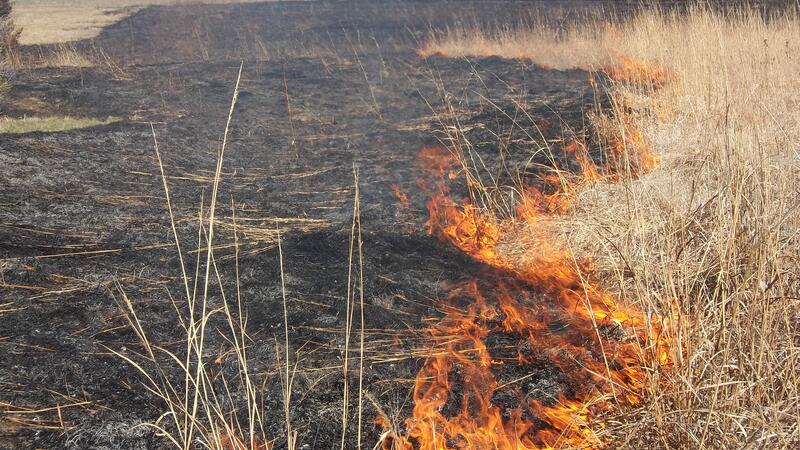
[1, 2, 622, 449]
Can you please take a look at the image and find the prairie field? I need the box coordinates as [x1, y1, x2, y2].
[0, 1, 798, 449]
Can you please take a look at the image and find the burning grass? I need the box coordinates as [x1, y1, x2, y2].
[413, 3, 800, 449]
[378, 143, 670, 449]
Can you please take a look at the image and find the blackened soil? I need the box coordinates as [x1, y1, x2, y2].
[1, 2, 614, 449]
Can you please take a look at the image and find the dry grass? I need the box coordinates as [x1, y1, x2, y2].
[12, 43, 131, 81]
[578, 9, 800, 448]
[114, 64, 369, 450]
[111, 66, 272, 450]
[28, 43, 96, 68]
[12, 0, 282, 45]
[0, 64, 8, 98]
[0, 116, 122, 134]
[422, 3, 800, 449]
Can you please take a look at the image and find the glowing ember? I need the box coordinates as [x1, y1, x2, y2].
[380, 142, 671, 449]
[219, 434, 269, 450]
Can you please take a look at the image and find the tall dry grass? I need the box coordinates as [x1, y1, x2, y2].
[110, 66, 275, 450]
[113, 63, 370, 449]
[422, 4, 800, 449]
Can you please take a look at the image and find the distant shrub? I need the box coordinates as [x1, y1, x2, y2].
[0, 0, 21, 68]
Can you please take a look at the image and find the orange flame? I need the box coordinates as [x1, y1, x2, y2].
[564, 126, 658, 184]
[601, 56, 671, 85]
[380, 144, 672, 449]
[391, 183, 411, 210]
[605, 120, 659, 176]
[219, 434, 269, 450]
[565, 140, 603, 183]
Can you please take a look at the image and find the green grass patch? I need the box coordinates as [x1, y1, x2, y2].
[0, 115, 122, 134]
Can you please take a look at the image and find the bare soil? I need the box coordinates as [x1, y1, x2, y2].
[1, 2, 622, 449]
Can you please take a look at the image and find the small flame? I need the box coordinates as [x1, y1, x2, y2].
[391, 183, 411, 210]
[601, 56, 671, 85]
[600, 118, 660, 179]
[565, 140, 603, 182]
[219, 434, 269, 450]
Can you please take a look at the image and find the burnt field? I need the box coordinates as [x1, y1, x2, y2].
[2, 2, 682, 449]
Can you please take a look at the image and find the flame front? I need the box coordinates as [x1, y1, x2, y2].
[601, 56, 671, 85]
[381, 142, 671, 449]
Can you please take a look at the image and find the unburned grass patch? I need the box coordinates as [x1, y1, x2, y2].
[0, 116, 122, 134]
[28, 43, 95, 68]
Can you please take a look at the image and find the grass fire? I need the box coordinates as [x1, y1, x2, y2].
[1, 1, 798, 450]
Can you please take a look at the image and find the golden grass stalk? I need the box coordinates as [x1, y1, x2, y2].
[111, 63, 282, 449]
[113, 60, 372, 449]
[341, 166, 366, 449]
[276, 224, 298, 450]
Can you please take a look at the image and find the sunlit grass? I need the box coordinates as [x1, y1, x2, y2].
[0, 116, 122, 134]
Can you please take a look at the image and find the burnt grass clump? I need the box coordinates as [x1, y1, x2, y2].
[1, 2, 625, 449]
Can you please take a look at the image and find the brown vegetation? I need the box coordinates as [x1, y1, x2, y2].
[0, 0, 21, 68]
